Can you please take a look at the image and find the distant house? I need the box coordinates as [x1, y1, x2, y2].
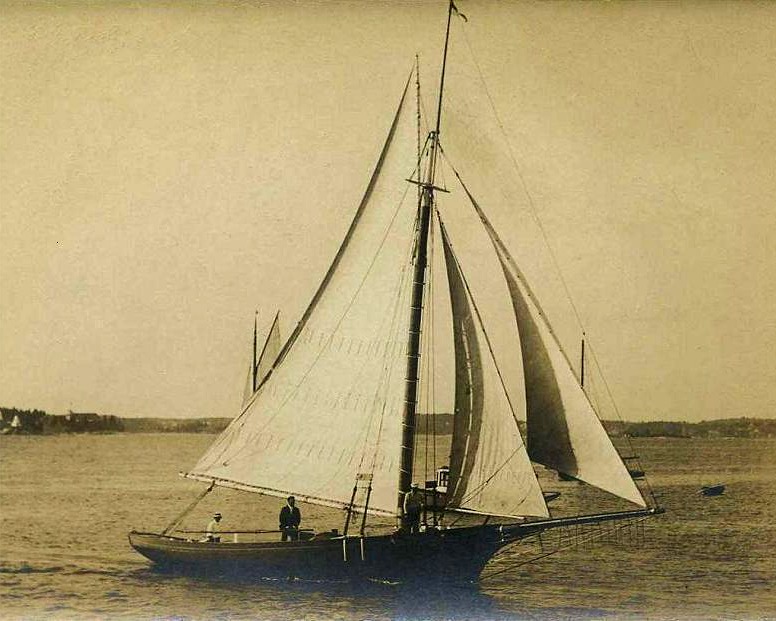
[0, 408, 47, 433]
[67, 412, 101, 431]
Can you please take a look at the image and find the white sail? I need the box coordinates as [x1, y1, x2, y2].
[187, 74, 419, 516]
[256, 312, 281, 388]
[440, 219, 548, 518]
[465, 189, 646, 507]
[242, 312, 282, 408]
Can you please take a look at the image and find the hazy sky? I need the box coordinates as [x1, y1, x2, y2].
[1, 1, 774, 422]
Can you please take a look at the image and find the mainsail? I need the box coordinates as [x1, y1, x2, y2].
[440, 219, 548, 518]
[463, 187, 646, 507]
[187, 74, 419, 516]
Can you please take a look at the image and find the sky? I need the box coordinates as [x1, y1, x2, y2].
[1, 1, 774, 422]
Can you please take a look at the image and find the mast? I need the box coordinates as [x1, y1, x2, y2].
[398, 0, 454, 521]
[580, 332, 585, 389]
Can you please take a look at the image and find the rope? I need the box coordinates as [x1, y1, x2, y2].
[220, 180, 415, 467]
[481, 515, 652, 579]
[436, 211, 538, 512]
[162, 480, 214, 535]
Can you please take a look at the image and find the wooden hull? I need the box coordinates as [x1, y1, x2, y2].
[129, 508, 663, 583]
[129, 525, 506, 583]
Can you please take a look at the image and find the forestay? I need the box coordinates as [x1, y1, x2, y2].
[188, 74, 419, 516]
[465, 189, 646, 507]
[439, 219, 549, 519]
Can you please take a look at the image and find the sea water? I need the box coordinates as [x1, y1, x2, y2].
[0, 434, 774, 620]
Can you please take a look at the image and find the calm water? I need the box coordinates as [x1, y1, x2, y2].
[0, 434, 774, 620]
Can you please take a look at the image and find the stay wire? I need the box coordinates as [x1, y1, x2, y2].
[456, 30, 661, 509]
[481, 515, 653, 580]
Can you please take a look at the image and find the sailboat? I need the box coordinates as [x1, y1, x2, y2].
[129, 1, 663, 584]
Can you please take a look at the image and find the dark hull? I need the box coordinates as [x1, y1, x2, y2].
[129, 508, 663, 583]
[701, 484, 725, 496]
[129, 525, 504, 583]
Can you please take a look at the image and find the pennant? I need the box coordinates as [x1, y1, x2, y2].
[451, 1, 468, 22]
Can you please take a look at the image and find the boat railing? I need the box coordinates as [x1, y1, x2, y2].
[167, 528, 318, 543]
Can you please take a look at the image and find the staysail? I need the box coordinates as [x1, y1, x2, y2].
[463, 188, 645, 507]
[187, 73, 420, 516]
[439, 218, 548, 518]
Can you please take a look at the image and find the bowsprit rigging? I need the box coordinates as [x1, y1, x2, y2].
[128, 0, 663, 584]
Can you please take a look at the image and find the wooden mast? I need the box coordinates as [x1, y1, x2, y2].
[398, 0, 454, 524]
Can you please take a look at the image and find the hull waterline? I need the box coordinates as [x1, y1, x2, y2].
[129, 508, 663, 583]
[129, 525, 505, 583]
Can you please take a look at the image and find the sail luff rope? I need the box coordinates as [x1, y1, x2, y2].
[584, 340, 659, 505]
[437, 211, 545, 514]
[458, 23, 588, 337]
[196, 71, 418, 474]
[205, 180, 415, 471]
[356, 216, 418, 492]
[398, 1, 455, 511]
[442, 153, 652, 508]
[252, 310, 258, 392]
[226, 69, 415, 431]
[429, 210, 438, 498]
[345, 232, 416, 522]
[457, 28, 658, 505]
[436, 211, 528, 443]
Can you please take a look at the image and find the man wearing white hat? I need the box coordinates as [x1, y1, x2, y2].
[204, 512, 222, 542]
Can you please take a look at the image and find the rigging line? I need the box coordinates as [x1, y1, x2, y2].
[226, 67, 416, 435]
[585, 341, 658, 506]
[456, 32, 652, 500]
[418, 208, 438, 489]
[200, 74, 418, 470]
[482, 515, 652, 579]
[441, 154, 649, 505]
[360, 227, 418, 481]
[162, 480, 215, 535]
[437, 211, 542, 513]
[459, 25, 588, 338]
[208, 181, 416, 469]
[436, 211, 527, 445]
[455, 448, 522, 509]
[429, 211, 437, 485]
[416, 54, 422, 205]
[362, 207, 428, 504]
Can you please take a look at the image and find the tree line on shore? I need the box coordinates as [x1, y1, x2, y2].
[1, 406, 774, 438]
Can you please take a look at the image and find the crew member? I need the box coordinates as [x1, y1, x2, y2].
[403, 483, 423, 534]
[204, 512, 222, 542]
[279, 496, 301, 541]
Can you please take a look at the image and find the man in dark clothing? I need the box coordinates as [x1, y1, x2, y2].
[403, 483, 423, 534]
[279, 496, 301, 541]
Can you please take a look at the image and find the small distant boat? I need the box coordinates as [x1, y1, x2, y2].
[700, 484, 725, 497]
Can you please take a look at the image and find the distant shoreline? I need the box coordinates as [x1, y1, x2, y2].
[2, 407, 774, 438]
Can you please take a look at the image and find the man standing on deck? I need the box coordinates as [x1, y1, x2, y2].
[279, 496, 301, 541]
[403, 483, 423, 534]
